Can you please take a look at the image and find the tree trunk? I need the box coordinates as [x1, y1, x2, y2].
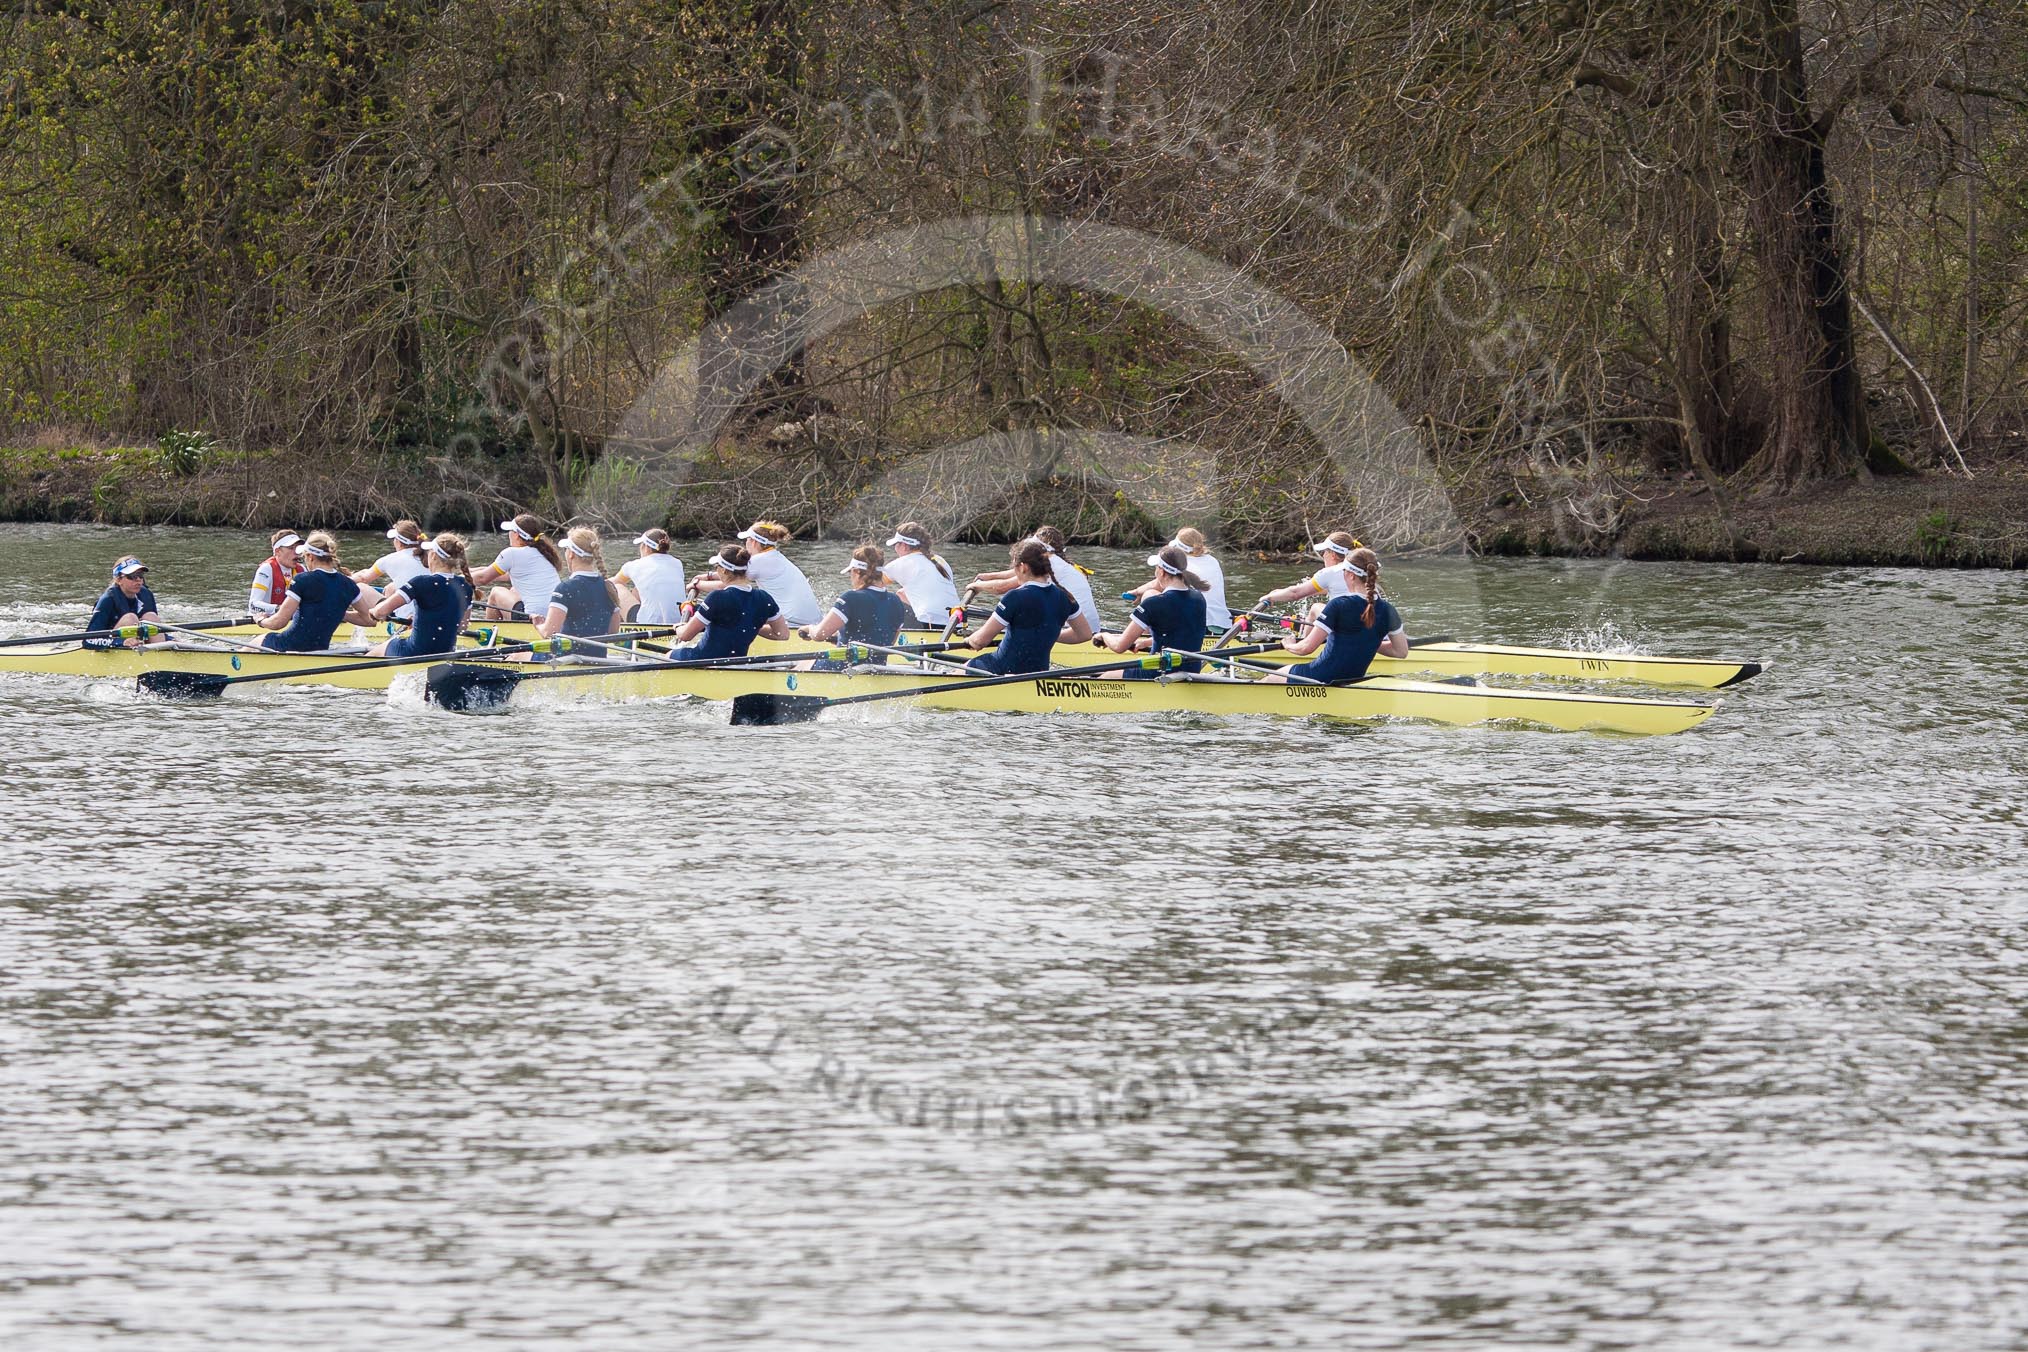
[695, 1, 806, 412]
[1669, 162, 1748, 473]
[1729, 0, 1872, 485]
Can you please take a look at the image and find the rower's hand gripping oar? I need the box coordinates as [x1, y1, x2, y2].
[134, 626, 682, 700]
[4, 616, 251, 650]
[732, 650, 1201, 726]
[938, 587, 978, 646]
[423, 640, 963, 713]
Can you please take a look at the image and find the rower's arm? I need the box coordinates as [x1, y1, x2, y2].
[1283, 625, 1326, 656]
[799, 611, 846, 642]
[470, 563, 505, 587]
[691, 576, 726, 596]
[1061, 613, 1095, 643]
[535, 603, 567, 639]
[350, 565, 385, 584]
[1380, 629, 1409, 658]
[757, 616, 791, 640]
[1094, 618, 1147, 654]
[1259, 578, 1321, 608]
[965, 614, 1006, 649]
[673, 614, 706, 644]
[255, 595, 300, 630]
[969, 571, 1016, 595]
[369, 589, 405, 622]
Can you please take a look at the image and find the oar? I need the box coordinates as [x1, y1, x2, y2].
[936, 585, 980, 644]
[730, 651, 1193, 726]
[2, 616, 249, 649]
[852, 638, 979, 674]
[134, 626, 676, 700]
[162, 622, 278, 653]
[423, 640, 963, 713]
[1169, 645, 1326, 685]
[1228, 607, 1452, 648]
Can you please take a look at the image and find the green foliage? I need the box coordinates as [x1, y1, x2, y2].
[154, 430, 217, 477]
[1914, 508, 1955, 561]
[90, 463, 130, 519]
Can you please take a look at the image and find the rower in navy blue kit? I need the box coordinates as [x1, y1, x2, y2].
[961, 538, 1095, 675]
[250, 532, 372, 652]
[1092, 544, 1210, 676]
[799, 544, 911, 668]
[367, 533, 476, 658]
[666, 546, 791, 661]
[1266, 546, 1408, 684]
[87, 556, 166, 646]
[536, 527, 621, 641]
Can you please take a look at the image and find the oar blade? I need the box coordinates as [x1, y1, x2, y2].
[424, 662, 526, 713]
[135, 670, 231, 700]
[729, 693, 827, 726]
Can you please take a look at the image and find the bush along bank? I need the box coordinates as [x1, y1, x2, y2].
[7, 437, 2023, 568]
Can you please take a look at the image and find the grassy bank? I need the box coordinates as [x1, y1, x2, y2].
[7, 437, 2024, 569]
[1476, 458, 2028, 570]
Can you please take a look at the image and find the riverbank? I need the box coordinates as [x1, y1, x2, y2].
[1475, 456, 2028, 569]
[7, 438, 2024, 568]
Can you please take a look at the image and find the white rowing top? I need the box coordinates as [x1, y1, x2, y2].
[1184, 552, 1231, 628]
[369, 548, 428, 620]
[883, 550, 962, 625]
[493, 544, 560, 617]
[744, 548, 821, 626]
[617, 553, 688, 624]
[1308, 564, 1354, 600]
[1049, 555, 1102, 632]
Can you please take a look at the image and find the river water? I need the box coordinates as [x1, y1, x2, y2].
[1, 522, 2023, 1350]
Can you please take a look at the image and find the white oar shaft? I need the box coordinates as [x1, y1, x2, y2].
[165, 623, 273, 654]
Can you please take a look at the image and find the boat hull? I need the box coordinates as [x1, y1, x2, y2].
[442, 662, 1719, 736]
[436, 620, 1761, 688]
[0, 642, 469, 690]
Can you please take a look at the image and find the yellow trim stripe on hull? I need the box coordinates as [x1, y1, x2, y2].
[458, 663, 1717, 736]
[0, 640, 489, 689]
[442, 620, 1760, 688]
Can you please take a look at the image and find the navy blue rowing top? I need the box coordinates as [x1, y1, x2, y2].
[970, 582, 1077, 676]
[262, 571, 361, 653]
[1130, 586, 1208, 673]
[830, 586, 909, 646]
[88, 584, 157, 633]
[548, 572, 617, 638]
[1288, 594, 1402, 684]
[690, 585, 780, 660]
[398, 573, 473, 654]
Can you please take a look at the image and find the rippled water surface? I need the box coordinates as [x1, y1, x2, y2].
[2, 523, 2025, 1349]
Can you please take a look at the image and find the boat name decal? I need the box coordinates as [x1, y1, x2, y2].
[1033, 678, 1132, 700]
[1283, 684, 1326, 698]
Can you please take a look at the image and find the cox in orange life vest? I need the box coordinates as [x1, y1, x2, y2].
[249, 530, 307, 617]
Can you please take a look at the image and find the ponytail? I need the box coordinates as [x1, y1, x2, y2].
[1348, 547, 1382, 628]
[511, 512, 564, 571]
[848, 543, 887, 589]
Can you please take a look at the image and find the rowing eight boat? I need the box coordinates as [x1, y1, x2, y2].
[430, 620, 1763, 688]
[425, 659, 1719, 736]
